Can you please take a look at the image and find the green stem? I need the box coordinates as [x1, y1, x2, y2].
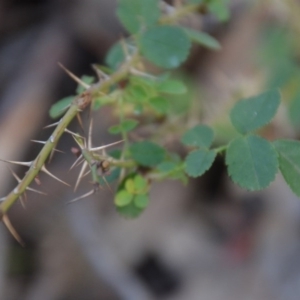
[0, 104, 79, 218]
[0, 1, 205, 219]
[91, 152, 135, 169]
[82, 148, 136, 182]
[213, 144, 228, 154]
[147, 167, 185, 181]
[110, 159, 136, 169]
[119, 96, 129, 146]
[81, 148, 98, 183]
[0, 55, 136, 220]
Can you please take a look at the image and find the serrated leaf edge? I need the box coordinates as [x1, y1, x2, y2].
[230, 90, 281, 134]
[225, 136, 278, 191]
[273, 140, 300, 197]
[185, 150, 216, 178]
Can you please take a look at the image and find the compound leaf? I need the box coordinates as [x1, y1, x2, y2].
[226, 135, 278, 190]
[273, 139, 300, 197]
[139, 25, 191, 69]
[230, 90, 280, 134]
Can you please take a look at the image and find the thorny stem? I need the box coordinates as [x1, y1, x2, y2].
[0, 55, 137, 220]
[0, 2, 203, 220]
[0, 104, 78, 219]
[81, 148, 99, 184]
[93, 152, 136, 169]
[81, 148, 136, 186]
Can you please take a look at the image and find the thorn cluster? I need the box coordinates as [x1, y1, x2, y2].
[69, 118, 123, 202]
[0, 54, 133, 243]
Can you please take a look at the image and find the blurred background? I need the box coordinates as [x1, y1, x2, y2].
[1, 0, 300, 299]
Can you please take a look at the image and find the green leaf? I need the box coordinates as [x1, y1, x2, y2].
[185, 149, 216, 177]
[156, 79, 187, 94]
[98, 167, 120, 185]
[122, 119, 139, 132]
[230, 90, 281, 134]
[156, 160, 187, 182]
[208, 0, 230, 22]
[184, 28, 221, 50]
[134, 194, 149, 208]
[114, 190, 134, 207]
[181, 125, 214, 148]
[92, 94, 115, 111]
[288, 91, 300, 129]
[76, 75, 95, 94]
[133, 103, 144, 115]
[226, 135, 278, 190]
[273, 139, 300, 196]
[129, 76, 158, 97]
[108, 125, 122, 135]
[92, 64, 113, 75]
[92, 98, 103, 111]
[125, 178, 135, 194]
[133, 175, 148, 194]
[139, 25, 191, 69]
[49, 96, 74, 119]
[157, 161, 178, 173]
[105, 41, 135, 70]
[130, 141, 166, 167]
[149, 96, 169, 114]
[109, 149, 122, 159]
[258, 28, 296, 89]
[116, 201, 145, 218]
[105, 42, 124, 70]
[109, 119, 138, 135]
[120, 174, 148, 194]
[116, 0, 160, 34]
[124, 84, 148, 102]
[187, 0, 204, 3]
